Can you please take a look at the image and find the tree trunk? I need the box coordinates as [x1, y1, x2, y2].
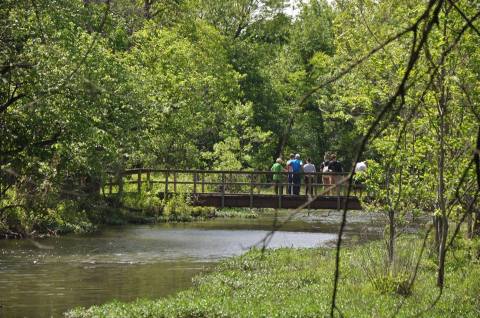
[387, 209, 395, 270]
[437, 216, 448, 287]
[436, 111, 448, 288]
[433, 215, 440, 252]
[435, 7, 453, 287]
[436, 47, 448, 288]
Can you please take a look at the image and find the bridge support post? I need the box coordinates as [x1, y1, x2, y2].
[173, 172, 177, 193]
[137, 172, 142, 193]
[249, 173, 254, 209]
[146, 171, 151, 191]
[165, 171, 169, 199]
[256, 174, 261, 194]
[221, 172, 225, 208]
[193, 172, 197, 194]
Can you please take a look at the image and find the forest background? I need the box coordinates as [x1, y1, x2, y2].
[1, 0, 479, 257]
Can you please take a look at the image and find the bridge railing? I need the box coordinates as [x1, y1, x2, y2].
[101, 169, 363, 198]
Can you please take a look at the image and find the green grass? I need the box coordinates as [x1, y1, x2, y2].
[215, 208, 258, 218]
[120, 192, 259, 223]
[67, 238, 480, 317]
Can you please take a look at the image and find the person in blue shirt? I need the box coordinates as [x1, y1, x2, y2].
[290, 154, 303, 195]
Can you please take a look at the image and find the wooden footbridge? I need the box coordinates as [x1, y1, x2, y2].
[103, 169, 363, 210]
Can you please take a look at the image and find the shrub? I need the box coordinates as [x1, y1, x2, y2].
[355, 239, 421, 296]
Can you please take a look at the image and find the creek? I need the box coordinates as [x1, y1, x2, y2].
[0, 210, 382, 317]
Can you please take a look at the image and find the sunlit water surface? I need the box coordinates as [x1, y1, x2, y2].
[0, 210, 382, 317]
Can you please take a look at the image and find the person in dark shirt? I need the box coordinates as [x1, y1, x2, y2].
[328, 154, 343, 195]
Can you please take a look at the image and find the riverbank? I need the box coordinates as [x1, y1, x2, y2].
[68, 237, 480, 318]
[0, 191, 258, 239]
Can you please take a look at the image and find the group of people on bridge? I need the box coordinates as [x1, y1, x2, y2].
[270, 153, 367, 196]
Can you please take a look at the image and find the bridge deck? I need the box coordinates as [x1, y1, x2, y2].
[159, 193, 362, 210]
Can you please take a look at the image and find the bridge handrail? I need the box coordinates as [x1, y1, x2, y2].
[119, 168, 351, 176]
[101, 168, 364, 199]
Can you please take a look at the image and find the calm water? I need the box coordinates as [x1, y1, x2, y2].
[0, 210, 381, 318]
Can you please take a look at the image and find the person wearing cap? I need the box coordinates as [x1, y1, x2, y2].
[271, 158, 285, 195]
[290, 153, 303, 195]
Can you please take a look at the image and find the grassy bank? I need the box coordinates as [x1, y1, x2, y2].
[122, 192, 258, 222]
[67, 238, 480, 317]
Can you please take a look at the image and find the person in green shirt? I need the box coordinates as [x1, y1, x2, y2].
[271, 158, 285, 195]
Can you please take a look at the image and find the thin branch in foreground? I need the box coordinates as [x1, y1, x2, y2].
[330, 1, 446, 316]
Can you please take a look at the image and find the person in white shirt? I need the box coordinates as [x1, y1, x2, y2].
[303, 158, 316, 196]
[355, 161, 367, 172]
[354, 160, 368, 197]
